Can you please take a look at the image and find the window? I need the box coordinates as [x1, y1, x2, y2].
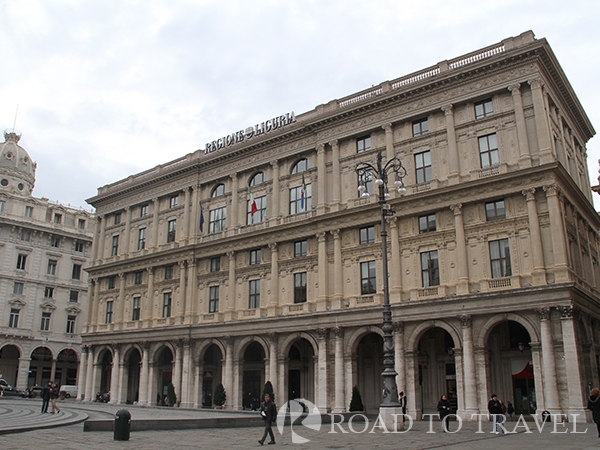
[421, 250, 440, 287]
[9, 309, 19, 328]
[415, 151, 432, 184]
[490, 238, 512, 278]
[134, 271, 143, 285]
[54, 213, 62, 224]
[105, 301, 113, 324]
[247, 195, 266, 225]
[44, 286, 54, 298]
[111, 235, 119, 256]
[140, 204, 149, 217]
[114, 212, 121, 225]
[16, 253, 27, 270]
[162, 292, 172, 318]
[294, 240, 307, 257]
[360, 226, 375, 245]
[78, 219, 86, 229]
[74, 242, 84, 252]
[250, 249, 261, 265]
[164, 265, 173, 280]
[13, 282, 24, 295]
[485, 200, 506, 221]
[291, 158, 310, 174]
[132, 297, 141, 321]
[294, 272, 307, 303]
[170, 195, 179, 208]
[475, 98, 494, 119]
[138, 227, 146, 250]
[249, 279, 260, 309]
[167, 219, 176, 243]
[50, 236, 59, 247]
[0, 200, 4, 212]
[209, 207, 226, 233]
[69, 290, 79, 302]
[41, 312, 51, 330]
[413, 118, 429, 137]
[419, 214, 436, 233]
[290, 183, 311, 214]
[249, 172, 265, 186]
[46, 259, 58, 275]
[72, 264, 82, 280]
[357, 136, 371, 153]
[66, 315, 76, 334]
[209, 286, 219, 313]
[25, 206, 33, 217]
[360, 261, 377, 295]
[108, 276, 116, 290]
[478, 133, 499, 168]
[21, 229, 31, 241]
[210, 257, 221, 272]
[211, 184, 226, 197]
[357, 171, 373, 197]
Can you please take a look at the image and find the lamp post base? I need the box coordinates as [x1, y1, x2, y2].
[378, 406, 405, 431]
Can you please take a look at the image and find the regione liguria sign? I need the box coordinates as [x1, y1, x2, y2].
[204, 111, 296, 154]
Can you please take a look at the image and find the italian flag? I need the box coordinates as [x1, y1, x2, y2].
[300, 174, 306, 209]
[249, 186, 258, 215]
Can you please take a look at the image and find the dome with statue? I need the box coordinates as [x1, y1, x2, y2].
[0, 129, 37, 197]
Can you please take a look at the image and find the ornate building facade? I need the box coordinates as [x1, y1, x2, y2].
[82, 31, 599, 420]
[0, 130, 95, 389]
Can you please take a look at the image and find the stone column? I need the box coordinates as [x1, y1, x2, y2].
[277, 357, 286, 410]
[77, 347, 88, 401]
[85, 346, 95, 402]
[230, 173, 239, 227]
[270, 160, 280, 224]
[226, 252, 236, 320]
[389, 217, 402, 300]
[185, 259, 197, 324]
[139, 343, 149, 406]
[50, 359, 57, 383]
[232, 356, 241, 410]
[177, 260, 187, 322]
[98, 216, 106, 260]
[539, 307, 560, 411]
[268, 243, 279, 316]
[529, 342, 545, 411]
[144, 267, 155, 326]
[474, 346, 490, 414]
[332, 327, 345, 413]
[317, 143, 326, 215]
[182, 187, 191, 242]
[85, 279, 98, 328]
[382, 123, 394, 162]
[147, 362, 155, 407]
[268, 333, 278, 388]
[331, 230, 343, 309]
[181, 339, 192, 407]
[523, 188, 546, 285]
[544, 185, 570, 282]
[394, 323, 405, 396]
[460, 315, 479, 417]
[508, 84, 532, 167]
[191, 185, 200, 239]
[316, 232, 328, 311]
[344, 354, 353, 411]
[224, 337, 234, 409]
[116, 359, 126, 404]
[152, 197, 160, 248]
[15, 357, 29, 390]
[173, 342, 183, 404]
[193, 362, 201, 408]
[124, 207, 132, 254]
[405, 351, 419, 419]
[329, 140, 341, 212]
[442, 105, 460, 184]
[117, 273, 126, 327]
[451, 204, 469, 295]
[316, 328, 329, 411]
[529, 78, 553, 163]
[91, 216, 101, 262]
[109, 345, 120, 404]
[560, 305, 586, 418]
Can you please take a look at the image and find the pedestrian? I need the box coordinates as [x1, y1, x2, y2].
[507, 401, 515, 421]
[398, 391, 407, 421]
[40, 381, 51, 413]
[587, 387, 600, 438]
[437, 394, 452, 432]
[487, 394, 506, 434]
[258, 392, 277, 445]
[50, 382, 61, 414]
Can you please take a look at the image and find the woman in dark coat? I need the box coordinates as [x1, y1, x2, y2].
[587, 387, 600, 438]
[437, 394, 452, 432]
[259, 393, 277, 445]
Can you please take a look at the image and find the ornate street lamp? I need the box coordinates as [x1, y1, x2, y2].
[356, 149, 407, 409]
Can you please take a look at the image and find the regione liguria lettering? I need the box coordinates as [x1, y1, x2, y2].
[204, 111, 296, 154]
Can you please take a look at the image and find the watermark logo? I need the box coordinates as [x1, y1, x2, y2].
[276, 398, 322, 444]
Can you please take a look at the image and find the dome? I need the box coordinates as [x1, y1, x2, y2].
[0, 129, 37, 197]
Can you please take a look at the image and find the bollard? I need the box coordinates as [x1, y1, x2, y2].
[114, 409, 131, 441]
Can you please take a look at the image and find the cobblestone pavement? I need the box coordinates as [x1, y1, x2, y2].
[1, 398, 600, 449]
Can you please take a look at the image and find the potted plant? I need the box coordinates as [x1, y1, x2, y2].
[166, 382, 177, 407]
[349, 386, 364, 412]
[213, 383, 226, 409]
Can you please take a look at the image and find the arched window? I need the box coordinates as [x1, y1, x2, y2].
[211, 184, 226, 198]
[291, 159, 310, 175]
[249, 172, 265, 186]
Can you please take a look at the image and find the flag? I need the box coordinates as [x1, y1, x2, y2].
[249, 186, 258, 216]
[199, 201, 204, 232]
[300, 174, 306, 209]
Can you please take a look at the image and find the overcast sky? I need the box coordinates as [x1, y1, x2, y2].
[1, 0, 599, 211]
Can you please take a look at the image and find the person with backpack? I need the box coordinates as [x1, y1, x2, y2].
[258, 392, 277, 445]
[40, 381, 51, 413]
[488, 394, 506, 434]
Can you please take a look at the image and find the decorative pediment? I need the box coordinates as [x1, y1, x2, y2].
[65, 305, 82, 315]
[40, 301, 57, 313]
[8, 298, 26, 309]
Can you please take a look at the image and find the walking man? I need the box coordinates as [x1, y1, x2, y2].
[50, 382, 61, 414]
[258, 393, 277, 445]
[40, 381, 51, 413]
[488, 394, 506, 434]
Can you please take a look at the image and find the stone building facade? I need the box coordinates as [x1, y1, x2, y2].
[0, 130, 95, 390]
[81, 31, 599, 420]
